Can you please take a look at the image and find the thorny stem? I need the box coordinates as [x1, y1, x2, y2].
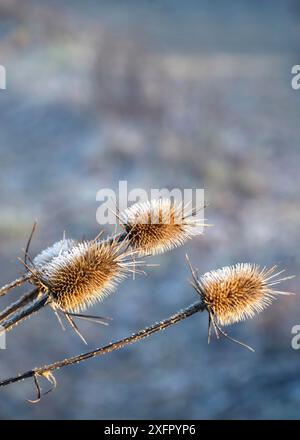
[0, 274, 32, 297]
[0, 293, 48, 333]
[0, 301, 206, 389]
[108, 231, 127, 244]
[0, 288, 39, 323]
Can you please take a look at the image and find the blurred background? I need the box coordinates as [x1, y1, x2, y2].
[0, 0, 299, 420]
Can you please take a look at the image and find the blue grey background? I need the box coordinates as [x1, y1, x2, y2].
[0, 0, 299, 419]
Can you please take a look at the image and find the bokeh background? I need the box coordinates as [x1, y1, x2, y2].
[0, 0, 299, 420]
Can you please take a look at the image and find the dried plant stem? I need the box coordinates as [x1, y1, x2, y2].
[0, 274, 32, 297]
[0, 288, 39, 323]
[0, 293, 48, 333]
[108, 232, 127, 244]
[0, 301, 205, 389]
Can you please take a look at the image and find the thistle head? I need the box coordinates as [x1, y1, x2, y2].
[188, 259, 294, 326]
[120, 198, 207, 256]
[36, 238, 140, 313]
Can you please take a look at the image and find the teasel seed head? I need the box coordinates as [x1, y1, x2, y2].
[188, 260, 294, 326]
[120, 198, 207, 256]
[36, 238, 140, 313]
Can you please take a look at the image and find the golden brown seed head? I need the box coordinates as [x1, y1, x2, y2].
[121, 199, 205, 256]
[191, 263, 293, 326]
[38, 239, 137, 313]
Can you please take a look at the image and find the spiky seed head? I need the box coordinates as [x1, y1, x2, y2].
[33, 239, 76, 268]
[37, 239, 139, 313]
[191, 263, 294, 326]
[121, 198, 206, 256]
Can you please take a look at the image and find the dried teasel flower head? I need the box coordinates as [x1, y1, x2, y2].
[120, 198, 208, 256]
[36, 238, 141, 313]
[187, 259, 294, 327]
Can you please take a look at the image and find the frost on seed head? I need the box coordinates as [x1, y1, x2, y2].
[33, 239, 77, 268]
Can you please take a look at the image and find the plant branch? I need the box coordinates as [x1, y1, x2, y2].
[0, 274, 32, 297]
[0, 301, 205, 390]
[0, 288, 39, 323]
[0, 293, 48, 333]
